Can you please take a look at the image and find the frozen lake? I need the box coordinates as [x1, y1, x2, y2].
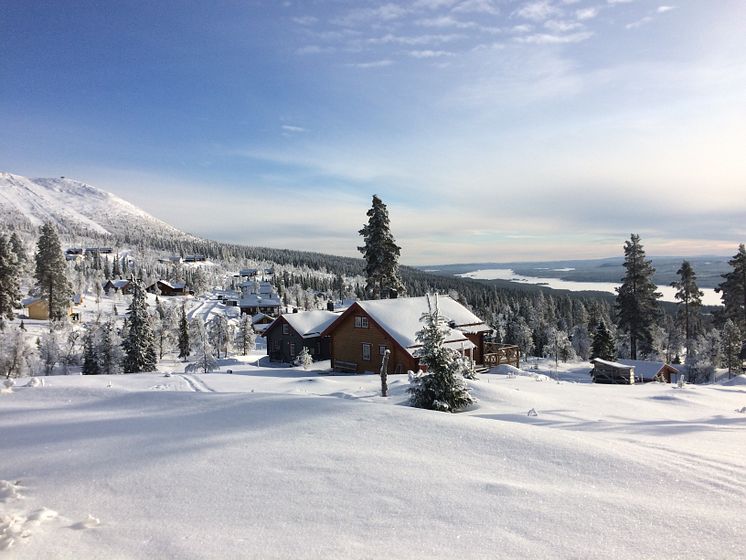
[458, 268, 721, 306]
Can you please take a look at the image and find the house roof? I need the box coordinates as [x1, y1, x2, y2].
[107, 279, 130, 289]
[22, 296, 42, 307]
[617, 359, 678, 378]
[239, 294, 281, 308]
[158, 280, 187, 290]
[591, 358, 634, 370]
[323, 295, 483, 358]
[273, 310, 340, 339]
[251, 312, 274, 323]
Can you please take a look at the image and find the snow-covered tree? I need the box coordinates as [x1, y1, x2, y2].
[571, 323, 591, 361]
[590, 319, 616, 361]
[98, 320, 123, 375]
[177, 303, 190, 360]
[121, 281, 157, 373]
[153, 299, 176, 360]
[235, 314, 256, 355]
[0, 327, 33, 378]
[671, 260, 703, 354]
[82, 324, 101, 375]
[37, 329, 60, 375]
[408, 294, 473, 412]
[0, 234, 21, 330]
[294, 346, 313, 369]
[209, 314, 232, 359]
[717, 244, 746, 333]
[357, 194, 405, 299]
[721, 319, 742, 379]
[615, 234, 662, 359]
[34, 222, 73, 322]
[686, 333, 718, 384]
[186, 317, 219, 373]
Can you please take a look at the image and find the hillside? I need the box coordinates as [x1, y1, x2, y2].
[0, 172, 187, 240]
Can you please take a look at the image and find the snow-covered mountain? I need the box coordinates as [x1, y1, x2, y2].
[0, 172, 188, 240]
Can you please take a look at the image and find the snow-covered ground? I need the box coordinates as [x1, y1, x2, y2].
[2, 356, 745, 559]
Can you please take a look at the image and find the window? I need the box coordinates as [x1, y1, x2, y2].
[354, 316, 369, 328]
[379, 345, 388, 356]
[289, 343, 296, 356]
[362, 343, 372, 361]
[282, 323, 289, 335]
[274, 340, 280, 350]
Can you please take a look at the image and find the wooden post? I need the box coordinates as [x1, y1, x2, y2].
[380, 349, 390, 397]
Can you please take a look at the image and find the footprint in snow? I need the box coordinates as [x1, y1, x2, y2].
[70, 514, 100, 530]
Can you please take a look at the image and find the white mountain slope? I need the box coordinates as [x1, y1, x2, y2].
[0, 172, 188, 239]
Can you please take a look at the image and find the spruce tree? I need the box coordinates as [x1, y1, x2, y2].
[122, 280, 157, 373]
[98, 320, 122, 375]
[358, 194, 405, 299]
[717, 244, 746, 333]
[408, 294, 473, 412]
[235, 314, 256, 355]
[82, 325, 101, 375]
[0, 234, 21, 330]
[721, 319, 742, 379]
[590, 319, 616, 361]
[178, 303, 190, 360]
[615, 234, 661, 359]
[186, 317, 219, 373]
[671, 260, 703, 355]
[34, 222, 73, 322]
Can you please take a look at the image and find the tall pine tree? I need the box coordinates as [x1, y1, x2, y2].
[671, 260, 703, 355]
[178, 303, 190, 360]
[615, 234, 661, 359]
[122, 281, 157, 373]
[717, 244, 746, 333]
[358, 194, 404, 300]
[34, 223, 73, 322]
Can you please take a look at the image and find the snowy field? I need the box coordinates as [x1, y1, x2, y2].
[2, 356, 746, 559]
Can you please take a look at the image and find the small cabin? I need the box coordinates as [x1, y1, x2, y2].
[147, 280, 191, 296]
[22, 297, 73, 321]
[618, 359, 680, 383]
[103, 279, 131, 295]
[263, 310, 339, 363]
[590, 358, 635, 384]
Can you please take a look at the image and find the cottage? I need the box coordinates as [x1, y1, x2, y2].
[147, 280, 191, 296]
[263, 310, 340, 363]
[103, 279, 131, 295]
[617, 359, 680, 383]
[22, 297, 73, 320]
[321, 295, 492, 374]
[239, 281, 281, 316]
[590, 358, 636, 384]
[251, 312, 275, 334]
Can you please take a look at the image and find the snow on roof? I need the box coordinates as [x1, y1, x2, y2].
[239, 295, 281, 308]
[22, 296, 42, 306]
[355, 295, 485, 355]
[591, 358, 634, 370]
[251, 313, 274, 323]
[618, 360, 677, 378]
[282, 310, 340, 338]
[110, 279, 129, 288]
[457, 322, 491, 334]
[159, 280, 186, 290]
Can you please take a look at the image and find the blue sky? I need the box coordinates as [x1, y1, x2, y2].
[1, 0, 744, 264]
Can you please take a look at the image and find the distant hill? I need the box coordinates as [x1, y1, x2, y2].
[0, 171, 189, 240]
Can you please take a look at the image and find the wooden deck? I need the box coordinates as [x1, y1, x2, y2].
[482, 343, 520, 369]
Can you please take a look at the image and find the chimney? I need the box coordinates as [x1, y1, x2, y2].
[327, 301, 335, 312]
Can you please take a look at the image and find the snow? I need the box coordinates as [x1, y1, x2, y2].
[2, 358, 745, 559]
[278, 310, 341, 338]
[618, 359, 676, 379]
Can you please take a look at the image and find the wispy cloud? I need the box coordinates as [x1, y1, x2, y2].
[657, 6, 675, 13]
[346, 59, 394, 69]
[295, 45, 334, 55]
[452, 0, 500, 16]
[576, 7, 600, 20]
[544, 19, 584, 32]
[514, 1, 563, 22]
[516, 31, 594, 44]
[408, 49, 454, 58]
[281, 125, 307, 133]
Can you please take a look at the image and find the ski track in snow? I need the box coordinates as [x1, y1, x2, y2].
[178, 374, 215, 393]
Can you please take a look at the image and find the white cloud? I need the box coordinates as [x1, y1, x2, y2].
[295, 45, 335, 55]
[576, 7, 600, 20]
[367, 33, 463, 45]
[331, 3, 410, 27]
[292, 16, 318, 26]
[544, 19, 583, 32]
[347, 59, 395, 68]
[516, 31, 593, 44]
[452, 0, 500, 16]
[416, 15, 477, 28]
[657, 6, 675, 13]
[625, 16, 653, 29]
[281, 125, 307, 133]
[408, 50, 454, 58]
[514, 1, 563, 22]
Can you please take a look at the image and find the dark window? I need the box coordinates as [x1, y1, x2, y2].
[282, 323, 289, 335]
[362, 343, 372, 361]
[354, 316, 369, 328]
[379, 345, 388, 356]
[274, 340, 280, 350]
[289, 343, 296, 356]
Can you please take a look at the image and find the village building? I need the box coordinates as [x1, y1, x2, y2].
[263, 310, 340, 363]
[618, 359, 681, 383]
[251, 312, 275, 334]
[147, 280, 192, 296]
[22, 297, 74, 321]
[321, 295, 494, 374]
[103, 279, 132, 295]
[239, 280, 281, 316]
[590, 358, 636, 384]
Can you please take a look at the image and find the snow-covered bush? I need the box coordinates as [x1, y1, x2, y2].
[294, 346, 313, 370]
